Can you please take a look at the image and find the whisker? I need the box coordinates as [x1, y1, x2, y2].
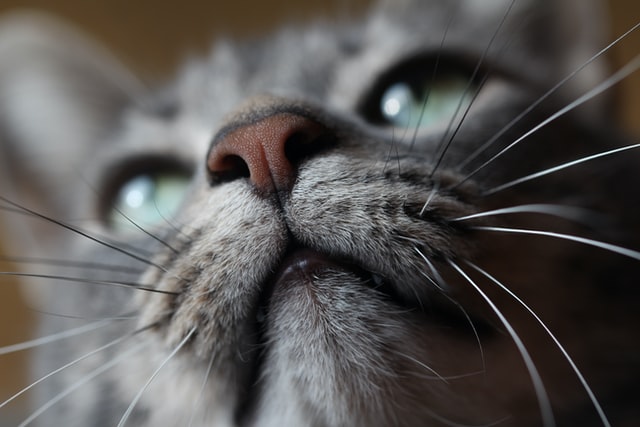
[397, 353, 485, 381]
[450, 204, 599, 224]
[0, 323, 154, 409]
[430, 0, 516, 177]
[30, 309, 139, 321]
[0, 205, 28, 215]
[473, 226, 640, 261]
[85, 230, 156, 258]
[152, 198, 194, 240]
[111, 206, 180, 254]
[421, 407, 506, 427]
[0, 196, 169, 272]
[458, 22, 640, 171]
[414, 247, 447, 291]
[187, 350, 216, 427]
[382, 125, 402, 175]
[80, 173, 183, 254]
[117, 327, 196, 427]
[456, 55, 640, 187]
[395, 234, 425, 246]
[0, 271, 179, 295]
[0, 205, 156, 259]
[0, 319, 114, 356]
[414, 247, 486, 368]
[0, 255, 144, 274]
[419, 180, 440, 217]
[481, 143, 640, 196]
[448, 260, 554, 427]
[465, 261, 611, 427]
[431, 69, 494, 177]
[17, 342, 147, 427]
[396, 352, 450, 383]
[408, 0, 459, 151]
[442, 291, 487, 372]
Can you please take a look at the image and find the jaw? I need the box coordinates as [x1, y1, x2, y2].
[127, 156, 497, 426]
[125, 148, 636, 426]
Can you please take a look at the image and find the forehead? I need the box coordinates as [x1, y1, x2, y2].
[173, 0, 551, 124]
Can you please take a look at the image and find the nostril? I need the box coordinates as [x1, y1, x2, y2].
[206, 111, 336, 194]
[209, 154, 250, 184]
[284, 131, 330, 166]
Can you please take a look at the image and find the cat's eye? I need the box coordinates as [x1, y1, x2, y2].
[108, 171, 191, 232]
[379, 76, 473, 129]
[360, 55, 478, 132]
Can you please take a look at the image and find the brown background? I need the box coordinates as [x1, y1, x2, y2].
[0, 0, 638, 419]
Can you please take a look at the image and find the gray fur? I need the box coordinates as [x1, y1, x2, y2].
[0, 1, 638, 426]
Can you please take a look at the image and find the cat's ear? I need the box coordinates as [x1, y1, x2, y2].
[0, 11, 144, 249]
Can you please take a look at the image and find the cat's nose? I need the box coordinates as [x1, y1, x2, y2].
[207, 112, 334, 194]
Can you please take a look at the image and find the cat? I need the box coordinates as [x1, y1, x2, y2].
[0, 0, 639, 426]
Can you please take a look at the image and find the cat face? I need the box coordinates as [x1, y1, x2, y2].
[0, 0, 639, 426]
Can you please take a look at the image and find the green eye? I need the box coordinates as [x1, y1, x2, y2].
[109, 172, 191, 232]
[380, 75, 473, 130]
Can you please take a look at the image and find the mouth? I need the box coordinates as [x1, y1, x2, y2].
[260, 245, 399, 307]
[233, 244, 393, 422]
[233, 243, 492, 424]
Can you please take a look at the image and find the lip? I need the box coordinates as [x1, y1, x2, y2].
[254, 245, 369, 355]
[254, 245, 399, 328]
[235, 246, 370, 423]
[233, 245, 492, 424]
[262, 245, 403, 307]
[265, 247, 362, 294]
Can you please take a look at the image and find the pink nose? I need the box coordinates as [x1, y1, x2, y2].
[207, 112, 332, 194]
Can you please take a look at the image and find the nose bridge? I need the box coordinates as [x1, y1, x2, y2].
[207, 111, 332, 194]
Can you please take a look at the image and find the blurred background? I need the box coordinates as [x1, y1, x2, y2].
[0, 0, 638, 423]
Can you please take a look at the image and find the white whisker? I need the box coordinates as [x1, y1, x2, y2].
[382, 126, 401, 175]
[481, 143, 640, 195]
[0, 255, 144, 274]
[414, 247, 486, 369]
[28, 310, 140, 322]
[414, 247, 447, 291]
[1, 325, 149, 409]
[110, 206, 180, 254]
[458, 55, 640, 186]
[397, 352, 449, 383]
[429, 0, 515, 178]
[459, 22, 640, 171]
[0, 319, 113, 355]
[419, 181, 440, 216]
[187, 350, 216, 427]
[396, 234, 425, 246]
[117, 328, 196, 427]
[0, 271, 178, 295]
[0, 196, 168, 272]
[465, 260, 611, 427]
[448, 260, 555, 427]
[450, 204, 597, 223]
[474, 226, 640, 261]
[408, 1, 458, 151]
[17, 342, 147, 427]
[442, 291, 487, 372]
[407, 367, 485, 381]
[430, 0, 517, 176]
